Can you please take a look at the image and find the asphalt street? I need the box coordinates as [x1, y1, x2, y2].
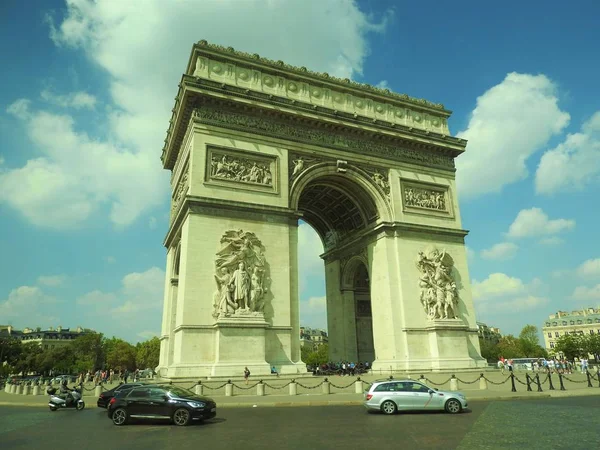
[1, 397, 599, 450]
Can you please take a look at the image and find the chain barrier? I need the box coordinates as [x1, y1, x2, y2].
[482, 375, 511, 385]
[454, 376, 480, 385]
[328, 380, 357, 390]
[513, 375, 528, 386]
[231, 381, 262, 390]
[424, 377, 452, 386]
[199, 382, 229, 391]
[561, 375, 589, 384]
[262, 381, 293, 390]
[295, 380, 324, 390]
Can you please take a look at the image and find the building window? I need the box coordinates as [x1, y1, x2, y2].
[550, 342, 555, 348]
[570, 321, 575, 325]
[587, 319, 593, 324]
[553, 322, 557, 326]
[562, 321, 567, 326]
[555, 332, 559, 337]
[545, 322, 551, 326]
[590, 330, 594, 335]
[547, 332, 552, 338]
[577, 320, 583, 324]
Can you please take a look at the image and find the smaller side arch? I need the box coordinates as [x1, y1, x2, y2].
[340, 254, 370, 291]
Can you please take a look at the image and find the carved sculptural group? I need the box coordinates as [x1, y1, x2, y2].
[213, 229, 268, 318]
[210, 153, 273, 186]
[405, 187, 446, 211]
[416, 248, 459, 320]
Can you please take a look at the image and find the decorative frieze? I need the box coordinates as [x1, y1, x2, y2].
[363, 167, 391, 198]
[401, 180, 452, 217]
[171, 162, 189, 219]
[191, 41, 450, 136]
[288, 153, 321, 181]
[416, 248, 460, 320]
[205, 145, 278, 194]
[194, 106, 455, 170]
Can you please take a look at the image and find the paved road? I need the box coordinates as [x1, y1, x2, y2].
[1, 397, 599, 450]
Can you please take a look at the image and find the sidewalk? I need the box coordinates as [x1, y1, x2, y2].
[2, 371, 600, 408]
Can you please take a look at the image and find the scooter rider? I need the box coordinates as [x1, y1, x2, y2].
[59, 379, 73, 405]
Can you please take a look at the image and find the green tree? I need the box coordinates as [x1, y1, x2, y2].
[496, 335, 525, 359]
[0, 337, 22, 366]
[13, 343, 44, 375]
[582, 333, 600, 361]
[105, 339, 137, 371]
[71, 332, 104, 372]
[518, 325, 540, 357]
[136, 337, 161, 370]
[305, 344, 329, 367]
[554, 333, 585, 360]
[39, 345, 76, 374]
[478, 338, 501, 362]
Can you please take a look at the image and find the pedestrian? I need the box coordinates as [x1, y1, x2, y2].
[243, 367, 250, 385]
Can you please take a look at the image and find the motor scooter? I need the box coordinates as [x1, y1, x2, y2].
[47, 385, 85, 411]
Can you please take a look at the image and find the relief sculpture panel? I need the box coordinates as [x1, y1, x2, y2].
[401, 180, 453, 217]
[206, 146, 278, 194]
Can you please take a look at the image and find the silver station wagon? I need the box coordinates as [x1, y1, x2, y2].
[364, 379, 468, 415]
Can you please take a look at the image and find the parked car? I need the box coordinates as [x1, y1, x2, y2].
[363, 379, 468, 415]
[108, 384, 217, 426]
[97, 382, 149, 408]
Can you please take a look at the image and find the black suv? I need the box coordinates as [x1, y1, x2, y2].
[107, 384, 216, 426]
[97, 382, 149, 408]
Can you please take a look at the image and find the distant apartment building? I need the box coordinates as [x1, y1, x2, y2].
[0, 325, 94, 351]
[542, 308, 600, 351]
[476, 322, 502, 343]
[300, 326, 328, 351]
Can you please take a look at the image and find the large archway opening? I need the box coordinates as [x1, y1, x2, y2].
[295, 171, 381, 366]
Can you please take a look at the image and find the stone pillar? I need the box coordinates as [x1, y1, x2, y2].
[23, 385, 31, 395]
[419, 376, 427, 385]
[450, 376, 459, 391]
[289, 381, 297, 396]
[354, 380, 364, 394]
[4, 383, 10, 393]
[257, 382, 265, 396]
[479, 375, 488, 390]
[94, 385, 102, 397]
[16, 384, 23, 394]
[194, 384, 204, 396]
[321, 380, 330, 395]
[32, 385, 40, 396]
[225, 382, 233, 397]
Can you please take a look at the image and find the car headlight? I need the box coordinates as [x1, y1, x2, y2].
[187, 401, 205, 408]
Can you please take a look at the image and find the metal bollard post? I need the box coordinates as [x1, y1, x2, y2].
[194, 382, 204, 396]
[525, 374, 532, 392]
[535, 373, 543, 392]
[258, 381, 266, 396]
[354, 378, 363, 394]
[449, 375, 458, 391]
[479, 373, 488, 390]
[547, 372, 555, 390]
[289, 381, 297, 396]
[32, 385, 40, 396]
[558, 372, 566, 391]
[322, 378, 331, 395]
[510, 373, 517, 392]
[586, 370, 593, 388]
[225, 381, 233, 397]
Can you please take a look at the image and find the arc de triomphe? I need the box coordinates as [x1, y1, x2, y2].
[157, 40, 486, 378]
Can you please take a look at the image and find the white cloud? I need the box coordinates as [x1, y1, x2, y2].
[37, 275, 67, 287]
[6, 1, 388, 230]
[536, 111, 600, 194]
[456, 73, 570, 199]
[300, 296, 327, 330]
[570, 284, 600, 301]
[148, 216, 157, 229]
[471, 273, 548, 314]
[375, 80, 389, 89]
[297, 221, 325, 293]
[507, 207, 575, 238]
[77, 289, 118, 305]
[137, 330, 158, 341]
[105, 256, 116, 264]
[576, 259, 600, 278]
[480, 242, 518, 261]
[539, 236, 564, 246]
[40, 89, 97, 109]
[0, 286, 60, 327]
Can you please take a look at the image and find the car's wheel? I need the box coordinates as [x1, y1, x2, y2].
[76, 401, 85, 411]
[172, 408, 191, 426]
[380, 400, 397, 415]
[445, 399, 462, 414]
[112, 408, 128, 426]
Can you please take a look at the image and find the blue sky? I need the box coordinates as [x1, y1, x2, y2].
[1, 0, 599, 343]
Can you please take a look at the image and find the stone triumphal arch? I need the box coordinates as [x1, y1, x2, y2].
[157, 41, 486, 379]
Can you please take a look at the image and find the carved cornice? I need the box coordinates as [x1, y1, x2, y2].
[189, 103, 456, 171]
[162, 78, 466, 169]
